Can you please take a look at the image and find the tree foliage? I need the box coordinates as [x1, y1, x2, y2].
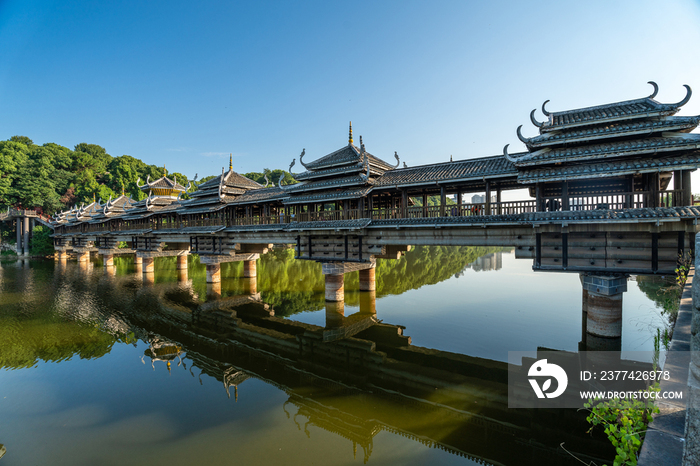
[0, 137, 200, 214]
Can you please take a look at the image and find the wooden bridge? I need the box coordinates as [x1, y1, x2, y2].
[50, 83, 700, 282]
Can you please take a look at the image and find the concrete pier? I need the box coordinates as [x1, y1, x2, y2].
[580, 273, 626, 351]
[325, 274, 344, 302]
[243, 260, 256, 278]
[359, 267, 376, 292]
[142, 257, 155, 274]
[177, 254, 188, 270]
[22, 217, 29, 256]
[321, 261, 375, 302]
[76, 251, 90, 264]
[206, 263, 221, 283]
[102, 254, 114, 268]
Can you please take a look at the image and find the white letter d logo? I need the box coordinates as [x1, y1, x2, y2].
[528, 359, 568, 399]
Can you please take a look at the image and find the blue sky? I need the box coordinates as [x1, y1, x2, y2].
[2, 0, 700, 183]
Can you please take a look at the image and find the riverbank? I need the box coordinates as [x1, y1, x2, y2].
[638, 267, 693, 465]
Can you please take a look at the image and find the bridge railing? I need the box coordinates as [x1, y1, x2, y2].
[658, 190, 684, 207]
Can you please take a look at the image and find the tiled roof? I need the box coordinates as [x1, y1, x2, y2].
[141, 176, 187, 192]
[283, 186, 372, 204]
[191, 170, 261, 192]
[525, 116, 700, 148]
[518, 206, 700, 223]
[540, 97, 679, 132]
[518, 152, 700, 183]
[283, 174, 372, 193]
[294, 163, 364, 181]
[508, 135, 700, 166]
[302, 144, 396, 171]
[222, 187, 287, 205]
[374, 155, 518, 187]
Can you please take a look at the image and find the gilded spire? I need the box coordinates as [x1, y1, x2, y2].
[121, 184, 125, 196]
[349, 121, 353, 145]
[93, 192, 96, 203]
[229, 153, 233, 171]
[164, 164, 167, 175]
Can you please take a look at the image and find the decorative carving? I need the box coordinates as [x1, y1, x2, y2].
[647, 81, 659, 99]
[298, 148, 309, 169]
[541, 100, 551, 117]
[393, 151, 400, 168]
[517, 125, 531, 145]
[530, 109, 544, 128]
[674, 84, 692, 108]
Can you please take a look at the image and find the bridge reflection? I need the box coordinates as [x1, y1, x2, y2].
[42, 259, 618, 466]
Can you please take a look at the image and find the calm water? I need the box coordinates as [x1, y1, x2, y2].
[0, 247, 670, 465]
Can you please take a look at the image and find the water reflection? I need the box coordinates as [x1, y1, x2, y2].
[0, 247, 665, 465]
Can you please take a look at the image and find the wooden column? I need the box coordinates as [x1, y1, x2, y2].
[422, 193, 427, 217]
[650, 173, 660, 208]
[682, 170, 692, 206]
[402, 189, 408, 218]
[496, 186, 502, 215]
[561, 181, 569, 211]
[456, 189, 462, 215]
[535, 183, 543, 212]
[485, 181, 491, 215]
[440, 185, 446, 217]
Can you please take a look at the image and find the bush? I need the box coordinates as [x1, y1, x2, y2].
[30, 225, 54, 256]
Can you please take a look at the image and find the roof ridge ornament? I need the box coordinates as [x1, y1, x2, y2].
[647, 81, 659, 99]
[517, 125, 531, 145]
[503, 144, 517, 163]
[263, 174, 270, 187]
[359, 138, 370, 182]
[674, 85, 692, 108]
[289, 158, 297, 176]
[298, 148, 309, 169]
[229, 154, 233, 171]
[541, 100, 551, 117]
[349, 121, 353, 145]
[393, 151, 400, 168]
[530, 109, 544, 128]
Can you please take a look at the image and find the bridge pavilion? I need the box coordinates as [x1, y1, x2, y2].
[50, 82, 700, 348]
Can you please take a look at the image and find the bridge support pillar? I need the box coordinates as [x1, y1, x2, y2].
[177, 254, 188, 270]
[321, 260, 375, 302]
[580, 273, 627, 351]
[200, 253, 260, 284]
[325, 274, 344, 302]
[243, 260, 256, 278]
[206, 264, 221, 283]
[142, 257, 154, 274]
[16, 219, 22, 255]
[76, 250, 90, 264]
[359, 267, 376, 292]
[102, 254, 114, 268]
[23, 217, 29, 256]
